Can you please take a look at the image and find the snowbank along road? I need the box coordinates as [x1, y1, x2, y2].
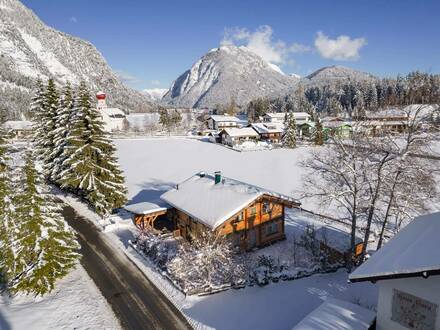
[61, 205, 191, 330]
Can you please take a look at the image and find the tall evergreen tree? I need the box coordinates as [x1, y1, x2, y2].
[47, 83, 75, 182]
[11, 151, 79, 295]
[282, 111, 297, 148]
[0, 126, 16, 287]
[59, 82, 127, 216]
[314, 118, 324, 146]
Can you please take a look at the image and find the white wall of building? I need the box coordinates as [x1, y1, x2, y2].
[376, 276, 440, 330]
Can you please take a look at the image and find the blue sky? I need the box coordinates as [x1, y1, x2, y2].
[22, 0, 440, 91]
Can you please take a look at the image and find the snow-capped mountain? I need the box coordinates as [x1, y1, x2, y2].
[304, 65, 375, 84]
[0, 0, 154, 119]
[162, 45, 299, 108]
[143, 88, 168, 102]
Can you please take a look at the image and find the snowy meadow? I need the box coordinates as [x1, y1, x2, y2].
[113, 137, 379, 329]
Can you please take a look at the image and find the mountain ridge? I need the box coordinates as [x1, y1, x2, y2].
[0, 0, 155, 119]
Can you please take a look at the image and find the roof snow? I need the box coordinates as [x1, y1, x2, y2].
[2, 120, 33, 130]
[101, 107, 126, 118]
[160, 172, 299, 229]
[251, 123, 284, 134]
[350, 212, 440, 282]
[265, 112, 311, 119]
[292, 298, 376, 330]
[222, 127, 259, 138]
[315, 226, 362, 253]
[124, 201, 170, 215]
[209, 115, 241, 122]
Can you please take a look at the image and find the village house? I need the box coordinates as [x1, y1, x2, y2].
[356, 109, 409, 136]
[219, 127, 260, 147]
[262, 112, 311, 125]
[349, 212, 440, 330]
[206, 114, 243, 130]
[321, 117, 353, 140]
[96, 91, 127, 132]
[250, 122, 283, 143]
[2, 120, 33, 139]
[125, 172, 301, 250]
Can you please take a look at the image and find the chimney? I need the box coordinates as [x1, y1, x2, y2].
[214, 171, 222, 184]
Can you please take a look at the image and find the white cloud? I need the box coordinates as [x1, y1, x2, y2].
[221, 25, 310, 65]
[115, 70, 143, 84]
[69, 16, 78, 23]
[314, 31, 367, 61]
[150, 79, 161, 86]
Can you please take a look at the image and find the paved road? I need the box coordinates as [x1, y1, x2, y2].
[61, 206, 191, 330]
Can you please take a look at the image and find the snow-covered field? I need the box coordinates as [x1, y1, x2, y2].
[114, 137, 378, 329]
[116, 137, 310, 207]
[0, 264, 120, 330]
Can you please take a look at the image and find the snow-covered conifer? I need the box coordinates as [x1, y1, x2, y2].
[0, 127, 16, 287]
[314, 118, 324, 146]
[47, 82, 75, 182]
[282, 111, 297, 148]
[11, 151, 79, 295]
[60, 81, 127, 216]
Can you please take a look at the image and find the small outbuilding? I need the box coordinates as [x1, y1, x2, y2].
[349, 212, 440, 330]
[2, 120, 33, 139]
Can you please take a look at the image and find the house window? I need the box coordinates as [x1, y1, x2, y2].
[237, 212, 244, 221]
[266, 221, 278, 236]
[248, 206, 257, 216]
[262, 201, 270, 214]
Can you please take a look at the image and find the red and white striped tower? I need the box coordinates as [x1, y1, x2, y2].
[96, 91, 107, 110]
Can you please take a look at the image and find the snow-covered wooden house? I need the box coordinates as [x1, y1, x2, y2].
[219, 127, 259, 147]
[356, 109, 409, 136]
[250, 123, 283, 143]
[159, 171, 300, 250]
[349, 212, 440, 330]
[206, 115, 242, 130]
[262, 112, 311, 125]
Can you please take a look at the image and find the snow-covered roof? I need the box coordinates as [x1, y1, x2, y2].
[2, 120, 33, 130]
[315, 226, 363, 253]
[251, 123, 284, 134]
[222, 127, 259, 138]
[292, 298, 376, 330]
[322, 121, 352, 129]
[100, 107, 126, 118]
[350, 212, 440, 282]
[208, 115, 241, 122]
[124, 200, 170, 215]
[264, 112, 311, 119]
[365, 109, 408, 119]
[160, 172, 299, 229]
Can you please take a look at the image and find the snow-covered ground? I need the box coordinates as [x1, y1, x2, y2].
[0, 264, 120, 330]
[112, 137, 378, 329]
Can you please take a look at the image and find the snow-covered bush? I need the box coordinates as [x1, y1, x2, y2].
[134, 231, 177, 270]
[167, 230, 245, 294]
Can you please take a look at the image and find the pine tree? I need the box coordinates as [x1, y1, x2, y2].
[314, 118, 324, 146]
[29, 78, 45, 121]
[282, 111, 297, 148]
[47, 83, 75, 182]
[11, 151, 79, 295]
[0, 127, 16, 287]
[33, 79, 60, 171]
[59, 82, 127, 216]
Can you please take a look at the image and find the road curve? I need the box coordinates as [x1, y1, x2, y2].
[61, 206, 192, 330]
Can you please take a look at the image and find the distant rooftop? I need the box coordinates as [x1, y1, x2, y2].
[222, 127, 259, 137]
[208, 115, 241, 122]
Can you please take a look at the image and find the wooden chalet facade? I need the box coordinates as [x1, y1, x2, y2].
[219, 127, 260, 147]
[126, 172, 301, 251]
[250, 123, 283, 143]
